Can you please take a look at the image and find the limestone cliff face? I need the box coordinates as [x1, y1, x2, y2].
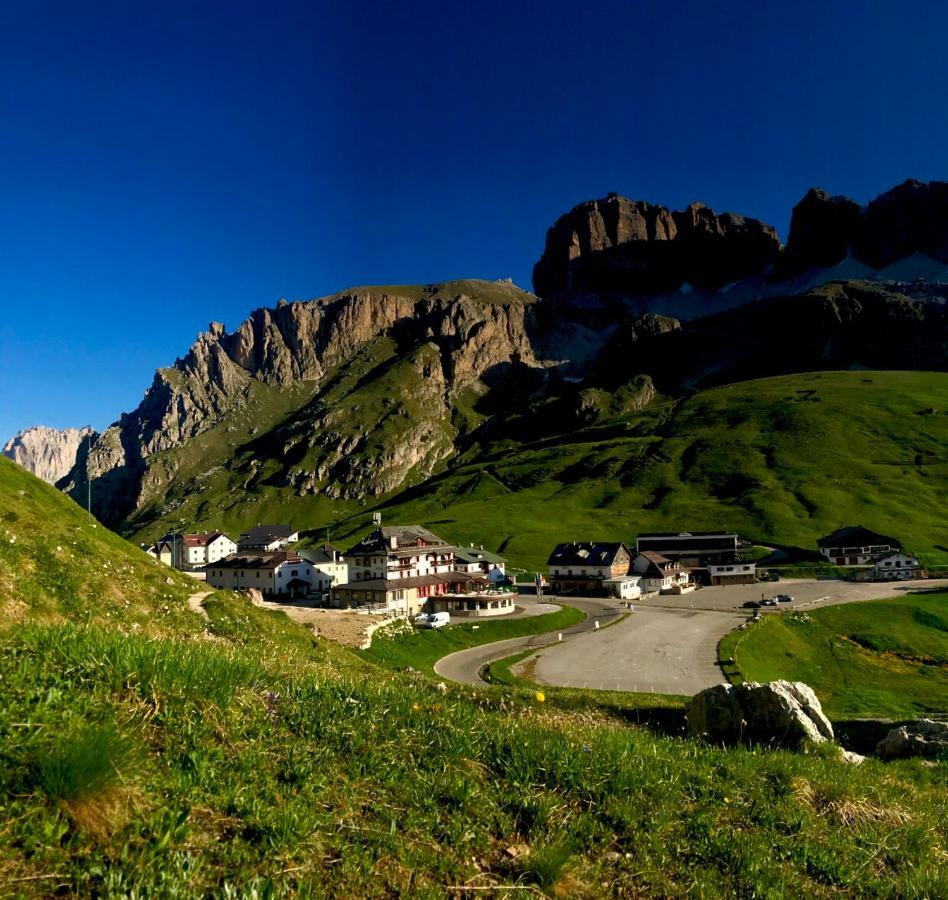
[65, 280, 546, 522]
[532, 193, 781, 297]
[782, 179, 948, 276]
[2, 426, 97, 485]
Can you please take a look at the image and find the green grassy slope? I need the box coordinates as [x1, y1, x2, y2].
[2, 459, 947, 895]
[0, 456, 201, 634]
[350, 370, 948, 569]
[721, 591, 948, 718]
[129, 370, 948, 573]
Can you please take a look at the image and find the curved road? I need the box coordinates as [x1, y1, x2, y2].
[436, 578, 948, 694]
[433, 597, 621, 686]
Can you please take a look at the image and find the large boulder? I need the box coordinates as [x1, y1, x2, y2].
[875, 719, 948, 761]
[686, 681, 834, 749]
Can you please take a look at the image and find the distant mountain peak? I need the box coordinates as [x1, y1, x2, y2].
[2, 425, 97, 485]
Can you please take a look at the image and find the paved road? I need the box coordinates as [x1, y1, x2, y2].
[437, 579, 948, 693]
[433, 597, 621, 686]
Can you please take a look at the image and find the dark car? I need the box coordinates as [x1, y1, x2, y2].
[776, 594, 794, 603]
[761, 598, 778, 607]
[742, 600, 761, 609]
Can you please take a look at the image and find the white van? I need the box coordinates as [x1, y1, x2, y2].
[425, 611, 451, 629]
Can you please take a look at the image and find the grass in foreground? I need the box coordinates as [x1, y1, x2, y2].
[720, 590, 948, 718]
[3, 604, 947, 897]
[360, 604, 584, 675]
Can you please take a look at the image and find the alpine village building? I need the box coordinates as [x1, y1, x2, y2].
[817, 526, 900, 566]
[206, 551, 316, 598]
[331, 526, 514, 617]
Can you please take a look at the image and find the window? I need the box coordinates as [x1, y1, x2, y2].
[291, 570, 299, 577]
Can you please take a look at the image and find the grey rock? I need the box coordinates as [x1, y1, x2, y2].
[875, 719, 948, 761]
[686, 681, 834, 749]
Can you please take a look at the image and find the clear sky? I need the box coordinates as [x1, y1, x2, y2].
[1, 0, 946, 439]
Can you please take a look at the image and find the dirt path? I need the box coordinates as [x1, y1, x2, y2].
[187, 590, 213, 620]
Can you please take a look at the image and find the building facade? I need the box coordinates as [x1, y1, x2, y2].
[873, 551, 920, 580]
[706, 562, 757, 585]
[182, 532, 237, 569]
[547, 542, 633, 595]
[635, 532, 741, 566]
[631, 551, 690, 593]
[206, 552, 315, 597]
[454, 545, 507, 583]
[817, 526, 900, 566]
[299, 544, 348, 595]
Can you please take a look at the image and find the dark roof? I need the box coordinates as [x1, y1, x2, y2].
[454, 545, 506, 565]
[299, 544, 344, 564]
[637, 531, 738, 539]
[817, 526, 900, 548]
[547, 542, 630, 567]
[285, 578, 311, 588]
[874, 550, 915, 562]
[346, 525, 453, 557]
[212, 551, 300, 571]
[238, 524, 295, 544]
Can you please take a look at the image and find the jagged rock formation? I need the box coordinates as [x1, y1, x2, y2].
[533, 193, 781, 298]
[782, 179, 948, 276]
[62, 280, 548, 524]
[38, 178, 948, 536]
[2, 426, 97, 484]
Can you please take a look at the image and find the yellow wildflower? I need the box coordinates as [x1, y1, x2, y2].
[535, 691, 546, 703]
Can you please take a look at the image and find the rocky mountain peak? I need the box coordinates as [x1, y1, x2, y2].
[2, 425, 97, 485]
[782, 179, 948, 276]
[533, 193, 781, 298]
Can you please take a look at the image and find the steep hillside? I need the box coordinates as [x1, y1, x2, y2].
[0, 455, 199, 631]
[1, 462, 945, 896]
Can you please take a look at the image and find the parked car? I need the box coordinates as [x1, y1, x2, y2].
[761, 598, 778, 607]
[742, 600, 761, 609]
[776, 594, 794, 603]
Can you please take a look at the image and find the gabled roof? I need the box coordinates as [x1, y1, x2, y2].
[874, 550, 916, 562]
[299, 544, 344, 565]
[183, 531, 232, 548]
[454, 545, 506, 565]
[817, 526, 899, 548]
[212, 551, 300, 571]
[547, 542, 630, 567]
[239, 524, 295, 542]
[346, 525, 453, 557]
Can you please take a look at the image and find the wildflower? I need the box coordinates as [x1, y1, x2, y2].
[723, 797, 731, 804]
[412, 702, 420, 712]
[582, 745, 591, 753]
[535, 691, 545, 703]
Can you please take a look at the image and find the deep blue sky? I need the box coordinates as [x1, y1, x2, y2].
[1, 1, 946, 439]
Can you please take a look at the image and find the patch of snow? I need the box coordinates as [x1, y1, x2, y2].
[719, 280, 741, 294]
[877, 252, 948, 282]
[679, 282, 693, 295]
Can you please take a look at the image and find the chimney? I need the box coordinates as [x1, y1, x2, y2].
[390, 535, 398, 550]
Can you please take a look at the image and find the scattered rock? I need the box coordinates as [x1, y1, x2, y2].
[875, 719, 948, 761]
[504, 843, 530, 860]
[838, 749, 867, 765]
[685, 681, 834, 749]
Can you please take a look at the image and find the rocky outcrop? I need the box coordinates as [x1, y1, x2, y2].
[2, 426, 97, 484]
[533, 193, 781, 297]
[685, 681, 834, 749]
[875, 719, 948, 761]
[63, 280, 547, 524]
[782, 179, 948, 275]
